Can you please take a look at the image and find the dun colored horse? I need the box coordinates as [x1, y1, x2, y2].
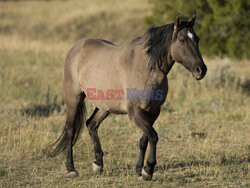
[48, 14, 207, 180]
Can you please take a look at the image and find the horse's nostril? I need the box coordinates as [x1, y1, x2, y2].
[196, 67, 202, 75]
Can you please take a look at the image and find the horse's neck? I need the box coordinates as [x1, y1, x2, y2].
[159, 57, 175, 75]
[134, 34, 174, 75]
[127, 42, 169, 90]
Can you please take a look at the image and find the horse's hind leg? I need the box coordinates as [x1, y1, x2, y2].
[86, 108, 109, 173]
[64, 90, 85, 177]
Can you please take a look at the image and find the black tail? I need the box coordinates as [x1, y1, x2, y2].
[46, 93, 86, 157]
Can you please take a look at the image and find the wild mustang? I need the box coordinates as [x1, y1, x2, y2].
[48, 14, 207, 180]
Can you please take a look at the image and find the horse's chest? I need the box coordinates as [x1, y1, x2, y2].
[134, 78, 168, 112]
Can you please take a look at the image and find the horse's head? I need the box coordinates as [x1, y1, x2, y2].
[170, 14, 207, 80]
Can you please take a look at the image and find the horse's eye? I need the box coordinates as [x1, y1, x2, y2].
[179, 39, 185, 43]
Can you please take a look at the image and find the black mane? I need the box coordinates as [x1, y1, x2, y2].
[145, 23, 174, 71]
[145, 21, 195, 71]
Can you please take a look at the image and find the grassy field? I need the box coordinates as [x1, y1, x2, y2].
[0, 0, 249, 187]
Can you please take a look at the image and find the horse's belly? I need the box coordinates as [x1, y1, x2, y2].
[86, 97, 127, 114]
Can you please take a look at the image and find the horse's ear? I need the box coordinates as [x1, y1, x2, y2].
[174, 13, 181, 29]
[188, 13, 196, 27]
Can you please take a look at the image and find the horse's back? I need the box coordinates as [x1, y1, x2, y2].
[64, 38, 120, 75]
[82, 38, 118, 51]
[78, 38, 122, 70]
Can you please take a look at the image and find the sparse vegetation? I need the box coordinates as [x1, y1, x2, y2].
[0, 0, 249, 187]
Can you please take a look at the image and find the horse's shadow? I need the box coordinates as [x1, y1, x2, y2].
[155, 160, 210, 173]
[156, 155, 248, 172]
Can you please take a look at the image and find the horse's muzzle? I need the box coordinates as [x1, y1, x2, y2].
[192, 65, 207, 80]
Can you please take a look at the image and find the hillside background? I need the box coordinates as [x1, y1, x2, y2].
[0, 0, 249, 187]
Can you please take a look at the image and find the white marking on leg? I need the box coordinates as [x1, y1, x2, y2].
[66, 171, 78, 178]
[142, 168, 152, 181]
[92, 163, 102, 173]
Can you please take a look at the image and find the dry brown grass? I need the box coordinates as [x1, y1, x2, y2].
[0, 0, 249, 187]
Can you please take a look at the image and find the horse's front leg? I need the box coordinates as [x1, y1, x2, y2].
[142, 128, 158, 180]
[128, 105, 160, 181]
[136, 133, 148, 175]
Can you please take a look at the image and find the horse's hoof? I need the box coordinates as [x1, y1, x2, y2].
[138, 176, 144, 181]
[141, 168, 152, 181]
[66, 170, 78, 178]
[92, 163, 102, 173]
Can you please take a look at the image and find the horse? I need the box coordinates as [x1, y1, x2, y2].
[48, 14, 207, 181]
